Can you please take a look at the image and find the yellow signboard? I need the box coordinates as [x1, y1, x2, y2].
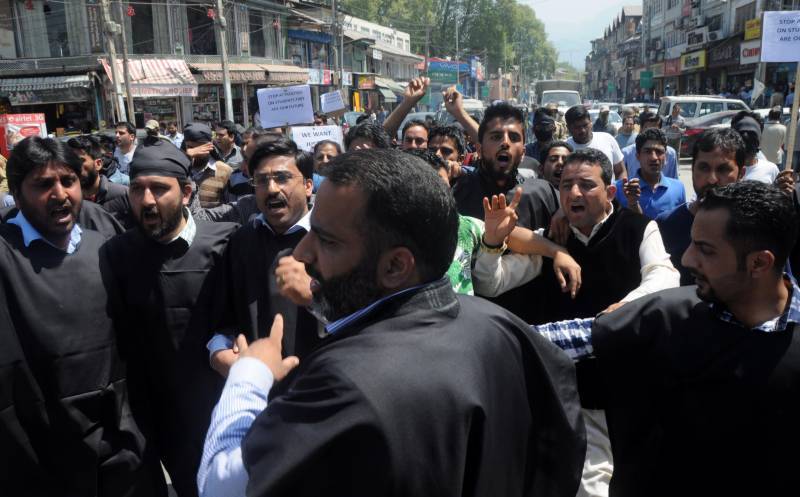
[681, 50, 706, 72]
[745, 18, 761, 41]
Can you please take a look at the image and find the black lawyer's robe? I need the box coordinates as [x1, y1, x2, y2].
[214, 221, 324, 359]
[243, 278, 586, 497]
[588, 286, 800, 496]
[0, 224, 163, 497]
[100, 219, 238, 497]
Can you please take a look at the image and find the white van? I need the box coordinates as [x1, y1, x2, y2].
[658, 96, 750, 120]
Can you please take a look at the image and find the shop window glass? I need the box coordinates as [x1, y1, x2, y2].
[677, 103, 696, 117]
[187, 5, 217, 55]
[699, 102, 723, 116]
[727, 102, 746, 111]
[250, 10, 265, 57]
[44, 1, 70, 57]
[131, 0, 154, 54]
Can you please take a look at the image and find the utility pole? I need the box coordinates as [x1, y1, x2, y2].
[215, 0, 234, 121]
[332, 0, 341, 90]
[101, 0, 127, 122]
[424, 25, 430, 75]
[455, 21, 459, 90]
[115, 0, 135, 123]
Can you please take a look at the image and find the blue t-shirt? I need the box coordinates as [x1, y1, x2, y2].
[623, 143, 679, 179]
[616, 132, 637, 150]
[656, 202, 694, 286]
[615, 173, 686, 220]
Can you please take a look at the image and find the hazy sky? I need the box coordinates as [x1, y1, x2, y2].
[524, 0, 634, 70]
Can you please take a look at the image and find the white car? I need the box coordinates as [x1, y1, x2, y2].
[754, 107, 792, 126]
[588, 109, 623, 136]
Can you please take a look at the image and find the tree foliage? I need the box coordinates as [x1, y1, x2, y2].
[339, 0, 556, 80]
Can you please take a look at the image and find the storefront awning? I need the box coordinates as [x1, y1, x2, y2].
[378, 88, 397, 103]
[375, 77, 404, 95]
[190, 63, 269, 83]
[100, 58, 198, 97]
[0, 74, 92, 92]
[261, 64, 309, 84]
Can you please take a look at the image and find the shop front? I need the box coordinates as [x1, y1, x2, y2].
[349, 73, 379, 112]
[101, 58, 197, 128]
[707, 37, 744, 95]
[680, 50, 706, 95]
[650, 62, 665, 99]
[663, 59, 681, 95]
[0, 74, 100, 134]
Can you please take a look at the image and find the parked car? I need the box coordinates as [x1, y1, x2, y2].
[588, 109, 623, 135]
[680, 110, 738, 157]
[658, 96, 750, 120]
[591, 102, 623, 113]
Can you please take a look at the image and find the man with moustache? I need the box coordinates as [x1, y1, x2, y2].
[656, 128, 746, 285]
[67, 135, 128, 207]
[0, 137, 159, 496]
[183, 123, 233, 208]
[197, 149, 585, 497]
[534, 181, 800, 496]
[622, 111, 679, 179]
[208, 137, 323, 378]
[565, 105, 626, 181]
[101, 139, 238, 497]
[538, 141, 574, 189]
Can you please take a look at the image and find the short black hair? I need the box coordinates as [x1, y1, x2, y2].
[635, 128, 667, 154]
[478, 102, 524, 143]
[564, 105, 590, 127]
[699, 181, 797, 274]
[768, 107, 782, 121]
[248, 136, 313, 180]
[344, 122, 391, 150]
[7, 136, 83, 194]
[313, 139, 342, 155]
[215, 120, 237, 136]
[403, 148, 449, 173]
[539, 140, 573, 164]
[323, 149, 458, 282]
[67, 135, 104, 160]
[95, 133, 116, 154]
[638, 110, 661, 127]
[730, 110, 764, 131]
[355, 113, 370, 125]
[402, 119, 429, 139]
[563, 148, 613, 185]
[428, 124, 466, 155]
[115, 121, 135, 135]
[691, 128, 747, 170]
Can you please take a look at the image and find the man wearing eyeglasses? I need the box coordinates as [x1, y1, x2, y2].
[208, 137, 323, 379]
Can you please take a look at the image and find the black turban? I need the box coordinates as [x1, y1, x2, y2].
[129, 138, 190, 180]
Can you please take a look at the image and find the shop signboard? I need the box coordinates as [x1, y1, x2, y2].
[86, 1, 104, 53]
[682, 0, 692, 17]
[651, 62, 665, 78]
[708, 38, 740, 68]
[681, 50, 706, 72]
[686, 27, 708, 51]
[6, 87, 89, 106]
[740, 40, 762, 65]
[257, 84, 314, 128]
[640, 70, 653, 89]
[342, 71, 352, 86]
[664, 58, 681, 77]
[357, 74, 375, 89]
[373, 49, 382, 61]
[0, 113, 47, 157]
[307, 69, 322, 85]
[745, 18, 762, 41]
[291, 125, 344, 152]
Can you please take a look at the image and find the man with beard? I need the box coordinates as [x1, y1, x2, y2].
[207, 137, 322, 378]
[656, 128, 746, 285]
[525, 110, 557, 161]
[534, 181, 800, 496]
[614, 128, 685, 220]
[732, 112, 780, 184]
[197, 149, 585, 497]
[452, 101, 561, 316]
[101, 139, 238, 497]
[113, 121, 137, 175]
[67, 135, 127, 207]
[566, 105, 626, 181]
[0, 137, 160, 496]
[428, 124, 467, 182]
[214, 120, 244, 170]
[183, 123, 233, 208]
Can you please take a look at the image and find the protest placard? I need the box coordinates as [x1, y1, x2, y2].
[321, 90, 346, 115]
[291, 125, 344, 152]
[257, 85, 314, 129]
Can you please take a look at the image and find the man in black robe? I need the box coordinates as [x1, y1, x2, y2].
[67, 134, 128, 207]
[536, 181, 800, 496]
[197, 149, 585, 497]
[100, 140, 238, 497]
[209, 137, 322, 377]
[0, 137, 161, 496]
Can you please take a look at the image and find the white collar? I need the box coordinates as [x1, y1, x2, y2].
[570, 201, 614, 245]
[254, 209, 311, 235]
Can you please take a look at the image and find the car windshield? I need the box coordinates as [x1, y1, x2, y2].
[541, 92, 581, 107]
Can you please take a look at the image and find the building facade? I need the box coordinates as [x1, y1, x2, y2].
[585, 6, 642, 102]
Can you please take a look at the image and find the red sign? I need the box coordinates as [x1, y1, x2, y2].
[664, 58, 681, 77]
[0, 113, 47, 157]
[682, 0, 692, 17]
